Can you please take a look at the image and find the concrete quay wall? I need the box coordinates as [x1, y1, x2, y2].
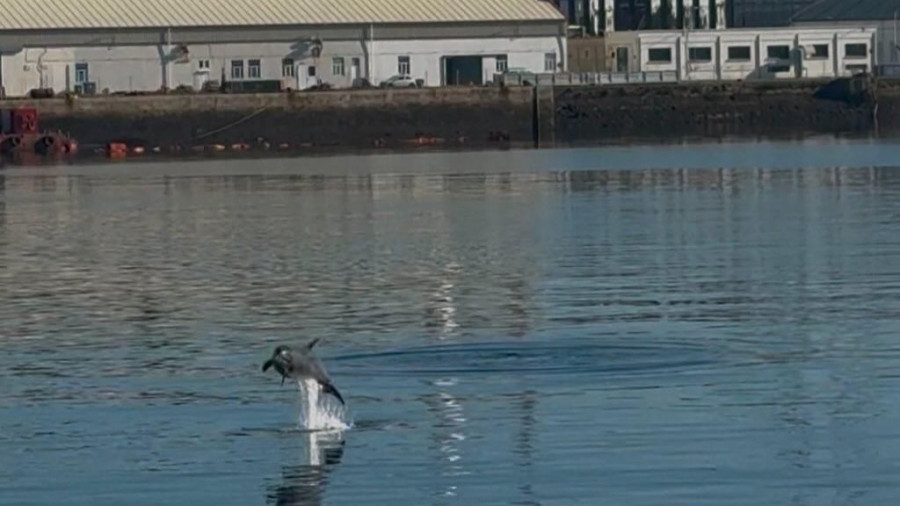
[0, 78, 893, 157]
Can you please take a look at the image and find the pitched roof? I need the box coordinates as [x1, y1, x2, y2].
[0, 0, 563, 31]
[793, 0, 900, 23]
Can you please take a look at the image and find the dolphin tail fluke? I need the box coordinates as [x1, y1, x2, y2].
[320, 381, 345, 405]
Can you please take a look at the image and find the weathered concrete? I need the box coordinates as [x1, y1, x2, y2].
[0, 78, 896, 159]
[1, 88, 534, 152]
[555, 79, 887, 142]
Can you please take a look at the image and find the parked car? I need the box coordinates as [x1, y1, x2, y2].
[380, 75, 419, 88]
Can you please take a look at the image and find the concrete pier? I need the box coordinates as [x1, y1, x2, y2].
[0, 78, 892, 159]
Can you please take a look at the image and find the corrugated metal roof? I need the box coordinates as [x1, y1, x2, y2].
[0, 0, 564, 30]
[793, 0, 900, 22]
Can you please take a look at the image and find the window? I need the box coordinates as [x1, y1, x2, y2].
[282, 58, 295, 77]
[248, 59, 261, 79]
[845, 43, 867, 59]
[647, 48, 672, 63]
[398, 56, 410, 75]
[496, 55, 508, 73]
[230, 60, 244, 79]
[198, 59, 211, 70]
[727, 46, 751, 61]
[688, 47, 712, 63]
[332, 57, 345, 76]
[544, 52, 557, 71]
[308, 66, 317, 77]
[75, 63, 89, 84]
[766, 45, 791, 61]
[810, 44, 829, 59]
[846, 64, 868, 74]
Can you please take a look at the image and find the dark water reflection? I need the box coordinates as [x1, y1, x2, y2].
[3, 140, 900, 505]
[267, 432, 346, 506]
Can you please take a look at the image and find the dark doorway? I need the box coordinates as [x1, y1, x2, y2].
[616, 47, 629, 73]
[445, 56, 483, 86]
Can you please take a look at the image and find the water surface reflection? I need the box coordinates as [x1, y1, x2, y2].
[267, 431, 346, 506]
[3, 142, 900, 506]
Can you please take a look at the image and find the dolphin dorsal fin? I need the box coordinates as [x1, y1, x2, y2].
[306, 338, 320, 350]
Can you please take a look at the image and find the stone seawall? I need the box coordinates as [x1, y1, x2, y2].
[0, 78, 895, 158]
[554, 80, 885, 142]
[1, 87, 535, 152]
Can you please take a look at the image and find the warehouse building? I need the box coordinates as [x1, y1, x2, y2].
[605, 26, 876, 79]
[0, 0, 566, 97]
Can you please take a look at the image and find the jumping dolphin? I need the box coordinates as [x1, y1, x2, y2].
[262, 339, 345, 405]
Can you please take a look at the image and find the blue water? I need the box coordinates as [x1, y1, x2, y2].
[3, 138, 900, 505]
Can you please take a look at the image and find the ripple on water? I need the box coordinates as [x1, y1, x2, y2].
[330, 339, 719, 379]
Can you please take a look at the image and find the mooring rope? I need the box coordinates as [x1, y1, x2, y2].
[192, 103, 272, 141]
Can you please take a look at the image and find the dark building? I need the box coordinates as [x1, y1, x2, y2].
[614, 0, 653, 31]
[727, 0, 818, 27]
[792, 0, 900, 23]
[554, 0, 878, 34]
[555, 0, 590, 28]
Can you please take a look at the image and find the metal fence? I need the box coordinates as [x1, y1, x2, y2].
[494, 71, 679, 87]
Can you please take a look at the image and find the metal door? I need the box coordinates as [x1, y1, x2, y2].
[616, 47, 629, 73]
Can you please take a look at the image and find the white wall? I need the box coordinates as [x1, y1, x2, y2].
[794, 21, 898, 66]
[370, 37, 561, 86]
[719, 35, 758, 80]
[758, 32, 798, 79]
[684, 32, 720, 81]
[636, 27, 876, 81]
[640, 32, 680, 74]
[0, 34, 562, 97]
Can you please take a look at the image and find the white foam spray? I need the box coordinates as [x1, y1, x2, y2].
[297, 378, 351, 431]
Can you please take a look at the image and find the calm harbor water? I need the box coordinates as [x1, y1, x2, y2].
[3, 138, 900, 505]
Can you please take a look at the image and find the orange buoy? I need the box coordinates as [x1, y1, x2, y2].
[107, 142, 128, 158]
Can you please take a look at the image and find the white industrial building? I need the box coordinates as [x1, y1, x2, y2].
[791, 0, 900, 67]
[605, 27, 876, 80]
[0, 0, 566, 97]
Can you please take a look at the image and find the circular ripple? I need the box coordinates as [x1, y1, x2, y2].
[330, 340, 717, 378]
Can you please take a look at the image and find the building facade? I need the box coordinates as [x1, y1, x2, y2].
[727, 0, 819, 28]
[605, 27, 876, 80]
[570, 0, 818, 34]
[0, 0, 565, 97]
[792, 0, 900, 66]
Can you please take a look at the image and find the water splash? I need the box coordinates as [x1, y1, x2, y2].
[297, 379, 351, 431]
